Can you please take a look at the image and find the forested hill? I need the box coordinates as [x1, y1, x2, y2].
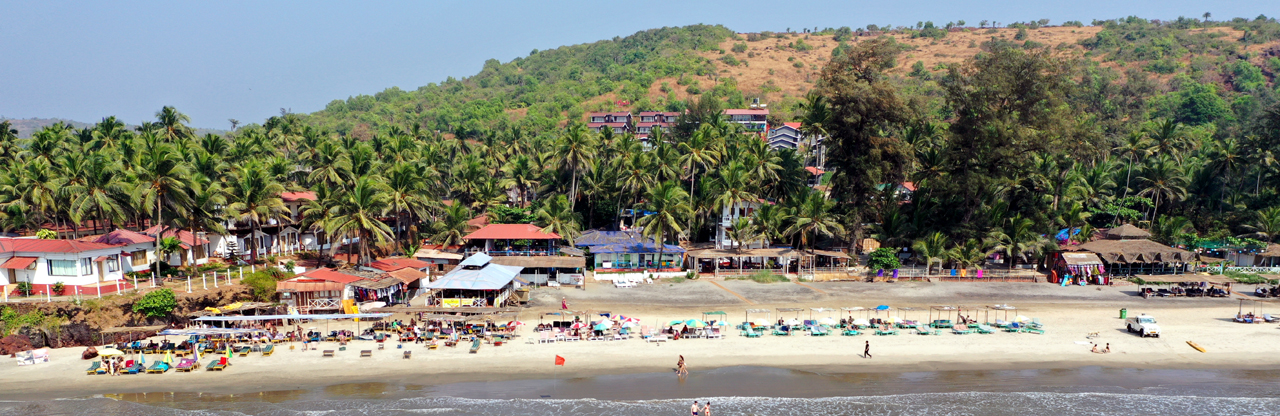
[302, 18, 1280, 139]
[307, 25, 734, 138]
[2, 117, 225, 139]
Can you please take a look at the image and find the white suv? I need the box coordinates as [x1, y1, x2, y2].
[1126, 314, 1161, 338]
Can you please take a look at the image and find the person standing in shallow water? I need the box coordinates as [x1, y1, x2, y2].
[865, 341, 871, 358]
[703, 401, 712, 415]
[690, 400, 699, 415]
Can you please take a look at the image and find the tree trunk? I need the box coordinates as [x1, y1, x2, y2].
[250, 220, 260, 265]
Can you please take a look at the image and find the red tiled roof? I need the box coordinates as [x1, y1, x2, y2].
[281, 191, 317, 202]
[296, 268, 367, 284]
[83, 229, 154, 245]
[367, 257, 430, 272]
[467, 215, 489, 229]
[635, 122, 672, 127]
[637, 111, 671, 116]
[1, 257, 38, 269]
[141, 226, 210, 249]
[464, 224, 561, 240]
[386, 268, 428, 284]
[587, 112, 631, 117]
[902, 182, 917, 192]
[0, 238, 121, 254]
[587, 122, 629, 127]
[805, 167, 826, 176]
[724, 109, 769, 115]
[782, 122, 802, 130]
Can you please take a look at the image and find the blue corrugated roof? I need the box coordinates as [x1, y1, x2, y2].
[575, 230, 646, 247]
[591, 242, 686, 254]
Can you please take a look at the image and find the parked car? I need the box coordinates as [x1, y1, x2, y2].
[1126, 314, 1161, 337]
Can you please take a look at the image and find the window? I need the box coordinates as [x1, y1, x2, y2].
[48, 260, 76, 276]
[106, 255, 120, 272]
[193, 245, 205, 259]
[131, 250, 148, 266]
[80, 258, 93, 275]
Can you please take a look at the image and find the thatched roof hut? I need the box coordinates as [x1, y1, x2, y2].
[1105, 224, 1151, 240]
[1077, 239, 1193, 264]
[1258, 244, 1280, 258]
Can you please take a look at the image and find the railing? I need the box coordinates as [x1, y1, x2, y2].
[873, 267, 1043, 282]
[1224, 266, 1280, 274]
[308, 298, 340, 310]
[470, 249, 559, 257]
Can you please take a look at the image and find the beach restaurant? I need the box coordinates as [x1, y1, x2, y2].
[276, 268, 366, 314]
[575, 230, 685, 271]
[423, 253, 523, 308]
[1075, 224, 1194, 276]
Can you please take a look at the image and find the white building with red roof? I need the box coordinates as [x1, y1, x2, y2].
[586, 112, 633, 135]
[724, 108, 769, 134]
[142, 225, 211, 266]
[208, 191, 320, 261]
[79, 229, 157, 274]
[0, 237, 137, 295]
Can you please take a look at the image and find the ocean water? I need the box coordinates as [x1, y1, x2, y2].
[6, 366, 1280, 415]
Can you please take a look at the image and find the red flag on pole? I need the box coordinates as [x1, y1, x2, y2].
[555, 355, 565, 366]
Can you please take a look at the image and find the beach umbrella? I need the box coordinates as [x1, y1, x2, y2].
[164, 351, 173, 364]
[669, 320, 686, 326]
[1014, 315, 1030, 322]
[876, 305, 891, 311]
[98, 347, 125, 356]
[592, 323, 609, 331]
[787, 319, 801, 326]
[818, 317, 838, 326]
[853, 318, 870, 327]
[192, 348, 199, 363]
[570, 322, 587, 329]
[751, 319, 772, 327]
[621, 321, 639, 329]
[715, 321, 729, 326]
[685, 319, 707, 328]
[138, 352, 146, 365]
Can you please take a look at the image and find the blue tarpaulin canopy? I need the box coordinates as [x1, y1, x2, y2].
[157, 328, 269, 336]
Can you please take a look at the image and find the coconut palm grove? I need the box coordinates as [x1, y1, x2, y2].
[3, 18, 1280, 275]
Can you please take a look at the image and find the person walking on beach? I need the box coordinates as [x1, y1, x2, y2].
[690, 401, 699, 415]
[677, 355, 688, 376]
[561, 297, 569, 310]
[703, 401, 712, 415]
[864, 341, 871, 358]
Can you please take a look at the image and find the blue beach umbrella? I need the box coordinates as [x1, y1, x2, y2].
[876, 305, 891, 311]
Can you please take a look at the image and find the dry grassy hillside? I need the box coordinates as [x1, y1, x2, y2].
[636, 26, 1279, 114]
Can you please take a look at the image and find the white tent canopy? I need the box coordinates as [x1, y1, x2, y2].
[193, 313, 392, 321]
[427, 253, 523, 290]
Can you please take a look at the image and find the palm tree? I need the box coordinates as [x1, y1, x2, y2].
[1114, 131, 1153, 199]
[63, 154, 128, 234]
[133, 139, 192, 278]
[429, 203, 473, 248]
[535, 194, 583, 245]
[224, 162, 286, 264]
[636, 181, 693, 271]
[1147, 119, 1189, 161]
[500, 154, 539, 207]
[1149, 215, 1193, 246]
[1137, 156, 1189, 217]
[1252, 149, 1276, 196]
[383, 161, 426, 251]
[948, 239, 992, 270]
[1243, 207, 1280, 243]
[725, 217, 761, 251]
[751, 203, 790, 247]
[872, 207, 913, 248]
[155, 236, 183, 273]
[155, 106, 193, 143]
[556, 125, 597, 209]
[678, 125, 722, 202]
[987, 215, 1046, 270]
[912, 231, 949, 274]
[784, 192, 845, 252]
[1206, 137, 1243, 212]
[797, 91, 832, 166]
[330, 176, 393, 265]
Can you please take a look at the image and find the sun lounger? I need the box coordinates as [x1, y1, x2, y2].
[322, 350, 335, 357]
[706, 328, 724, 339]
[125, 360, 144, 374]
[914, 324, 939, 335]
[994, 319, 1009, 328]
[85, 361, 101, 375]
[174, 359, 196, 372]
[207, 357, 227, 371]
[1031, 318, 1044, 329]
[235, 347, 250, 357]
[539, 332, 553, 344]
[146, 362, 169, 374]
[1005, 323, 1023, 332]
[428, 342, 439, 350]
[930, 320, 953, 329]
[772, 327, 789, 336]
[952, 325, 973, 335]
[874, 328, 899, 336]
[1025, 326, 1045, 335]
[975, 324, 996, 334]
[1266, 314, 1279, 323]
[842, 328, 861, 336]
[809, 326, 829, 336]
[360, 350, 372, 357]
[469, 338, 481, 354]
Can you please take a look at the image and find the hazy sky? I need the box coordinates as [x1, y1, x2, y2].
[1, 1, 1269, 129]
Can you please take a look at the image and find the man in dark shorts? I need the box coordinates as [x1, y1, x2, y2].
[865, 340, 871, 358]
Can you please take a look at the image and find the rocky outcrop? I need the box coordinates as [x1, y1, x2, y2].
[0, 334, 34, 355]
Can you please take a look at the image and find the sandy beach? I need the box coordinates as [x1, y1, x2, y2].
[2, 280, 1278, 401]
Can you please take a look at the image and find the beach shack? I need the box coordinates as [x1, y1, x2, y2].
[464, 224, 584, 285]
[1076, 224, 1194, 276]
[576, 230, 685, 272]
[424, 253, 523, 308]
[276, 268, 368, 314]
[412, 247, 463, 272]
[1047, 252, 1108, 285]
